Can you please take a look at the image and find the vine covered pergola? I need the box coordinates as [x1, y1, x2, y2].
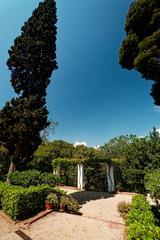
[52, 157, 115, 192]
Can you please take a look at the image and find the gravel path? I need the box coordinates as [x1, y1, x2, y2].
[0, 191, 133, 240]
[0, 214, 21, 240]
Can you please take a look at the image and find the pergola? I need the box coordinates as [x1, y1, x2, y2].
[52, 158, 115, 192]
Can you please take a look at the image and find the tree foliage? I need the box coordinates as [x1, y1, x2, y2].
[0, 145, 9, 174]
[0, 0, 58, 176]
[0, 97, 48, 168]
[119, 0, 160, 105]
[102, 128, 160, 192]
[145, 169, 160, 205]
[29, 140, 75, 172]
[101, 135, 136, 161]
[7, 0, 58, 98]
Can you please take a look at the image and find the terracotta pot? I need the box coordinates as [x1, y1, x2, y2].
[45, 201, 53, 210]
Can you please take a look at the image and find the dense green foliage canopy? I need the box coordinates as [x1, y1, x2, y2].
[30, 140, 107, 172]
[145, 169, 160, 205]
[7, 0, 58, 98]
[0, 0, 58, 175]
[101, 135, 136, 161]
[102, 128, 160, 192]
[119, 0, 160, 105]
[29, 140, 74, 172]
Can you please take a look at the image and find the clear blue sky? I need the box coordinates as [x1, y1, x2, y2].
[0, 0, 160, 146]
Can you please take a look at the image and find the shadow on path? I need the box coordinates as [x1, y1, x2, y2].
[15, 230, 33, 240]
[71, 191, 115, 204]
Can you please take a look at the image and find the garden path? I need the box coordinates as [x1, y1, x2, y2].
[0, 191, 134, 240]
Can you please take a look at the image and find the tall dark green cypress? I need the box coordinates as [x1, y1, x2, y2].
[7, 0, 58, 98]
[0, 0, 58, 181]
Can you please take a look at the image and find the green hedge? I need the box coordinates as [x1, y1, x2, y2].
[1, 184, 50, 220]
[127, 195, 160, 240]
[0, 182, 80, 220]
[9, 170, 59, 188]
[0, 182, 9, 208]
[128, 222, 160, 240]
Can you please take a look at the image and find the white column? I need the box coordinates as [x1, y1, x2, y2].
[77, 164, 80, 189]
[53, 165, 61, 177]
[106, 164, 115, 192]
[80, 164, 84, 189]
[77, 164, 84, 190]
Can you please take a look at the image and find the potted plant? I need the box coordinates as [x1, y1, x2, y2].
[59, 195, 68, 212]
[45, 193, 53, 210]
[45, 192, 59, 210]
[50, 193, 59, 210]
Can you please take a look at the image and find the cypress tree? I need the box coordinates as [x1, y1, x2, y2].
[0, 0, 58, 181]
[7, 0, 58, 98]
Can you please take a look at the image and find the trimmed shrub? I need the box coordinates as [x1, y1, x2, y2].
[127, 195, 155, 225]
[9, 170, 59, 188]
[131, 194, 151, 211]
[9, 170, 40, 187]
[128, 223, 160, 240]
[2, 184, 50, 220]
[127, 195, 160, 240]
[40, 172, 59, 186]
[117, 201, 131, 220]
[0, 182, 9, 209]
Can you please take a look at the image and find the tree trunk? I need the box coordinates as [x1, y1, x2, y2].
[6, 160, 16, 184]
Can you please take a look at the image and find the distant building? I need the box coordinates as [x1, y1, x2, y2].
[74, 141, 87, 147]
[94, 145, 101, 149]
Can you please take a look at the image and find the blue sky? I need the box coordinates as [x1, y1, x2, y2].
[0, 0, 160, 146]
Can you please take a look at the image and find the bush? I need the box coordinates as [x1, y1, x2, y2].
[117, 201, 131, 220]
[128, 222, 160, 240]
[40, 172, 59, 186]
[131, 194, 151, 211]
[60, 195, 80, 213]
[127, 195, 155, 225]
[9, 170, 59, 188]
[44, 188, 80, 214]
[145, 169, 160, 205]
[51, 188, 67, 200]
[126, 195, 160, 240]
[2, 184, 50, 220]
[9, 170, 40, 187]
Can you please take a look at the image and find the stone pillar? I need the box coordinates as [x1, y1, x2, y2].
[106, 164, 115, 192]
[77, 164, 84, 190]
[53, 165, 61, 177]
